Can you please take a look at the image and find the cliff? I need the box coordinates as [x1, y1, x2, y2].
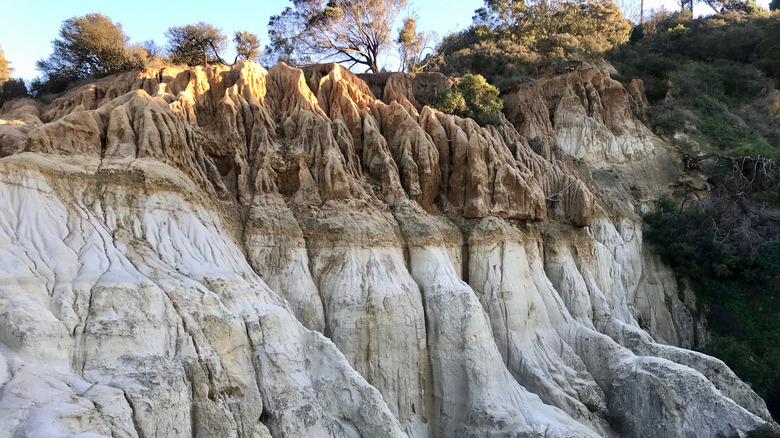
[0, 61, 775, 437]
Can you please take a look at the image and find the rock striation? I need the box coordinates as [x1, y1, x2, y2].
[0, 61, 777, 437]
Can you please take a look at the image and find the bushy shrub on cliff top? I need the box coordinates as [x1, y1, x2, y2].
[436, 74, 503, 126]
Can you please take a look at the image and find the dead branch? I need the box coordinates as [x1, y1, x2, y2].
[546, 179, 576, 202]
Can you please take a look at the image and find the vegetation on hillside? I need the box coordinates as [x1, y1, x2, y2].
[604, 9, 780, 422]
[413, 0, 780, 420]
[604, 11, 779, 423]
[608, 11, 780, 161]
[644, 188, 780, 420]
[421, 0, 631, 89]
[435, 73, 504, 126]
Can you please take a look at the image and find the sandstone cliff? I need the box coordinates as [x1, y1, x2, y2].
[0, 61, 776, 437]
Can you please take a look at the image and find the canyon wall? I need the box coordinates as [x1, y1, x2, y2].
[0, 61, 775, 437]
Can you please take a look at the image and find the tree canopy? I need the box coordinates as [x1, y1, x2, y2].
[32, 13, 147, 96]
[166, 22, 228, 66]
[0, 79, 28, 105]
[423, 0, 630, 88]
[0, 45, 12, 83]
[473, 0, 630, 49]
[397, 17, 431, 72]
[234, 31, 261, 63]
[0, 47, 26, 106]
[36, 14, 140, 82]
[266, 0, 407, 72]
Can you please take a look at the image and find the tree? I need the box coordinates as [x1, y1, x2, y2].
[772, 0, 779, 10]
[166, 22, 228, 66]
[615, 0, 644, 24]
[36, 13, 138, 82]
[425, 28, 538, 87]
[0, 47, 26, 106]
[558, 0, 632, 49]
[397, 17, 434, 72]
[0, 45, 12, 83]
[427, 0, 630, 88]
[234, 31, 261, 63]
[679, 0, 693, 12]
[140, 40, 164, 58]
[695, 0, 764, 13]
[266, 0, 408, 72]
[0, 79, 28, 105]
[473, 0, 530, 32]
[474, 0, 630, 48]
[33, 13, 145, 96]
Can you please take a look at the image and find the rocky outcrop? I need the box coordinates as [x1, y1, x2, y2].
[0, 61, 776, 438]
[0, 98, 42, 157]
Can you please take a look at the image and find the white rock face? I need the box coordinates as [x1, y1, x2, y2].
[0, 156, 405, 438]
[0, 62, 776, 438]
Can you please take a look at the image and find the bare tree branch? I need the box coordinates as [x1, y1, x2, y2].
[266, 0, 407, 72]
[546, 179, 576, 201]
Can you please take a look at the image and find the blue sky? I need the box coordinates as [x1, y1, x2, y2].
[0, 0, 478, 81]
[0, 0, 768, 82]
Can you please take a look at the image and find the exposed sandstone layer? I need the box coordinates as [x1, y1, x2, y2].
[0, 61, 776, 438]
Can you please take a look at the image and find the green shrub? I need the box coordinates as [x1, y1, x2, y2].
[614, 10, 780, 421]
[583, 400, 601, 412]
[610, 13, 780, 166]
[436, 89, 467, 114]
[653, 106, 687, 135]
[436, 74, 503, 126]
[454, 39, 537, 79]
[702, 336, 763, 385]
[423, 0, 632, 89]
[644, 195, 780, 420]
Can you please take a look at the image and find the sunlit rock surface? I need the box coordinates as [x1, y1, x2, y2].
[0, 61, 776, 437]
